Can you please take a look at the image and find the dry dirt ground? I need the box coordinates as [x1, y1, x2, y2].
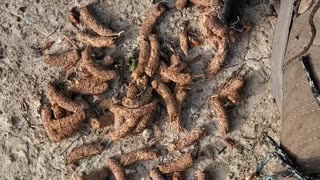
[0, 0, 280, 179]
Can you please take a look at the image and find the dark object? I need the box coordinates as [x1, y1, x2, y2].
[254, 136, 320, 180]
[218, 0, 232, 24]
[301, 55, 320, 106]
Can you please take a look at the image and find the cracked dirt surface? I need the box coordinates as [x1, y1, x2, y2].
[0, 0, 280, 179]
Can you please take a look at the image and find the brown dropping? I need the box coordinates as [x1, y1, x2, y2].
[81, 49, 118, 81]
[132, 39, 151, 80]
[209, 95, 228, 136]
[65, 143, 104, 165]
[44, 49, 80, 69]
[196, 170, 206, 180]
[122, 87, 153, 109]
[106, 158, 126, 180]
[109, 100, 158, 119]
[172, 172, 182, 180]
[167, 128, 204, 152]
[158, 153, 193, 174]
[119, 148, 157, 166]
[79, 5, 117, 37]
[42, 104, 86, 143]
[67, 76, 108, 95]
[90, 111, 114, 129]
[145, 35, 160, 77]
[150, 168, 165, 180]
[205, 36, 228, 76]
[176, 0, 188, 10]
[217, 76, 244, 104]
[179, 31, 189, 57]
[67, 7, 80, 25]
[159, 62, 192, 85]
[151, 80, 183, 132]
[139, 4, 166, 40]
[76, 32, 115, 48]
[76, 167, 109, 180]
[47, 83, 87, 113]
[190, 0, 220, 7]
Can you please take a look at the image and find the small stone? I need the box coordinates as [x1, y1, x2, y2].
[142, 128, 153, 141]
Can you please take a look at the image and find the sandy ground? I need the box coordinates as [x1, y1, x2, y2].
[0, 0, 280, 179]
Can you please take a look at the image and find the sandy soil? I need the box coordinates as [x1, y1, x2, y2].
[0, 0, 280, 179]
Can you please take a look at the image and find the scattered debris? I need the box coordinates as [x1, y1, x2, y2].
[42, 104, 86, 142]
[44, 49, 80, 69]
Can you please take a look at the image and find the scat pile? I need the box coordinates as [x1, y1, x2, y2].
[39, 1, 248, 179]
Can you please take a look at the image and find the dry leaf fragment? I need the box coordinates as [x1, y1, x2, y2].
[176, 0, 188, 10]
[44, 49, 80, 69]
[47, 83, 87, 113]
[145, 35, 160, 77]
[139, 4, 166, 40]
[66, 143, 103, 165]
[209, 95, 228, 136]
[179, 31, 189, 57]
[119, 148, 157, 166]
[158, 153, 193, 174]
[76, 167, 109, 180]
[168, 128, 204, 152]
[150, 168, 165, 180]
[79, 5, 117, 37]
[106, 158, 126, 180]
[76, 32, 115, 48]
[42, 104, 86, 142]
[151, 80, 183, 132]
[173, 172, 182, 180]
